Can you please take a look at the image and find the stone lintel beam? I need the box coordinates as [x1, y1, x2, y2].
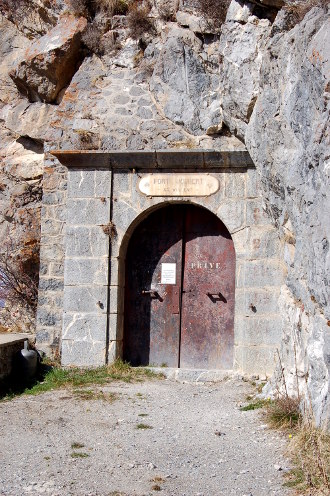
[51, 149, 255, 170]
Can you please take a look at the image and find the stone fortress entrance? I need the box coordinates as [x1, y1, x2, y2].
[36, 150, 285, 376]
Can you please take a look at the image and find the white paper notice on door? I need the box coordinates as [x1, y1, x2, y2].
[161, 263, 176, 284]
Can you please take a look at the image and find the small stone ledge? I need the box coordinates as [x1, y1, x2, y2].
[0, 333, 32, 384]
[51, 150, 255, 170]
[0, 333, 31, 348]
[148, 367, 233, 383]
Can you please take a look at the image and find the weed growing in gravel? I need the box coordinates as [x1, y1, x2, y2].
[136, 423, 153, 430]
[240, 399, 268, 411]
[71, 452, 89, 458]
[1, 359, 163, 400]
[152, 476, 164, 483]
[138, 413, 148, 417]
[72, 388, 118, 402]
[71, 442, 85, 449]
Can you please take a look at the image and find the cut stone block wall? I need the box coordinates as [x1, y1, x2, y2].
[35, 153, 67, 357]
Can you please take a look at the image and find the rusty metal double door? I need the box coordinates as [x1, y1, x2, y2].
[124, 204, 235, 369]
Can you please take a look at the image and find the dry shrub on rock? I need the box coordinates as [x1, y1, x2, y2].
[158, 1, 178, 22]
[0, 0, 37, 29]
[68, 0, 128, 18]
[67, 0, 93, 17]
[284, 0, 329, 27]
[75, 129, 100, 149]
[81, 22, 104, 54]
[0, 239, 39, 330]
[127, 0, 154, 40]
[195, 0, 231, 30]
[97, 0, 129, 15]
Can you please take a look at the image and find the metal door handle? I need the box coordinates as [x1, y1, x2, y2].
[142, 290, 158, 297]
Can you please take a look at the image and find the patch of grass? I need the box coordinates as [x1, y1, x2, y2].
[71, 442, 85, 449]
[1, 359, 163, 401]
[283, 466, 305, 488]
[262, 390, 329, 495]
[138, 413, 148, 417]
[257, 381, 266, 394]
[284, 419, 330, 495]
[71, 452, 89, 458]
[240, 399, 268, 411]
[151, 485, 161, 491]
[136, 423, 153, 430]
[72, 388, 118, 402]
[136, 392, 146, 398]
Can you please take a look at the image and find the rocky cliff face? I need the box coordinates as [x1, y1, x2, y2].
[0, 1, 328, 422]
[219, 1, 329, 424]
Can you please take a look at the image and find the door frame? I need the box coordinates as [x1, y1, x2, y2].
[117, 201, 236, 366]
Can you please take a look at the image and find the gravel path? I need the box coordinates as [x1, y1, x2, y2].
[0, 377, 291, 496]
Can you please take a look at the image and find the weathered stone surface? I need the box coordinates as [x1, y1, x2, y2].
[219, 1, 272, 140]
[61, 339, 106, 367]
[235, 345, 276, 376]
[65, 226, 109, 258]
[1, 0, 60, 39]
[66, 198, 110, 226]
[64, 258, 108, 286]
[63, 313, 107, 343]
[63, 286, 108, 313]
[217, 199, 246, 232]
[235, 315, 282, 346]
[176, 10, 208, 33]
[235, 287, 280, 315]
[150, 27, 221, 135]
[10, 15, 87, 103]
[237, 259, 285, 288]
[263, 287, 329, 425]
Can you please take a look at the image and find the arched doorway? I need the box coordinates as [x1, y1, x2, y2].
[123, 204, 235, 369]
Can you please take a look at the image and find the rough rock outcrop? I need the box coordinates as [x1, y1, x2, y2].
[150, 25, 221, 135]
[10, 14, 87, 103]
[219, 1, 272, 139]
[245, 7, 329, 424]
[218, 0, 329, 423]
